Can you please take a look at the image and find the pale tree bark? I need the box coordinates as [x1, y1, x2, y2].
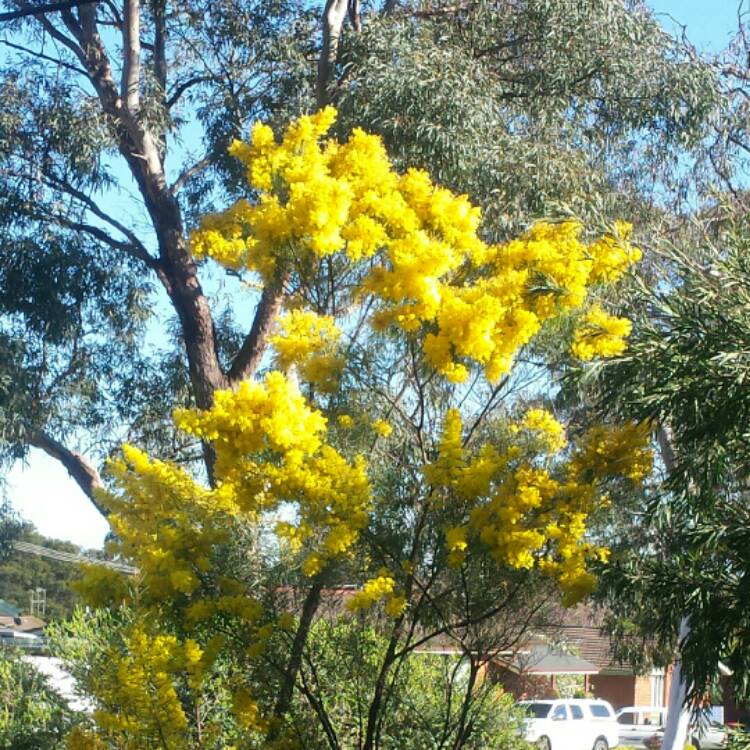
[317, 0, 350, 107]
[10, 1, 293, 498]
[121, 0, 140, 112]
[662, 617, 692, 750]
[657, 425, 692, 750]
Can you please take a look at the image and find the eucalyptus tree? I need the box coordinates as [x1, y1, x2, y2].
[0, 0, 722, 516]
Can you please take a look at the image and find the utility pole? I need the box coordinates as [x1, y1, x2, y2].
[29, 587, 46, 617]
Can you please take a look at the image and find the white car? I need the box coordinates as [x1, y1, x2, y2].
[615, 706, 666, 747]
[519, 699, 621, 750]
[615, 706, 727, 750]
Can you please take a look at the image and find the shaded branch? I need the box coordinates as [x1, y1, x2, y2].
[0, 0, 96, 22]
[268, 578, 324, 739]
[152, 0, 166, 93]
[227, 273, 288, 385]
[166, 74, 213, 109]
[25, 429, 106, 515]
[170, 155, 212, 193]
[317, 0, 348, 108]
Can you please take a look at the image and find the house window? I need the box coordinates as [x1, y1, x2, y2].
[650, 671, 665, 707]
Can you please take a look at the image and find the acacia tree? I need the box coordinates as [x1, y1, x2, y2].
[57, 109, 653, 749]
[0, 0, 721, 510]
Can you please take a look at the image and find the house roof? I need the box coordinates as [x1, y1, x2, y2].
[509, 645, 600, 675]
[0, 614, 46, 633]
[0, 599, 20, 617]
[277, 588, 635, 676]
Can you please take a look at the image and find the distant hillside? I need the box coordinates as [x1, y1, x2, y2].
[0, 524, 84, 620]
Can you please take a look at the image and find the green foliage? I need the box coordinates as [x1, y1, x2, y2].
[572, 210, 750, 703]
[0, 650, 79, 750]
[336, 0, 721, 236]
[283, 620, 528, 749]
[0, 524, 83, 620]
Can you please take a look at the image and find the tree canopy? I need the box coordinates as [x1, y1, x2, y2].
[0, 0, 723, 508]
[53, 107, 653, 748]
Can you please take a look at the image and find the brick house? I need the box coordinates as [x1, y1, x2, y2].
[487, 605, 674, 710]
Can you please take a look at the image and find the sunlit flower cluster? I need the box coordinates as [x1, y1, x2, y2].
[346, 570, 406, 617]
[515, 408, 568, 452]
[427, 409, 650, 604]
[191, 108, 639, 386]
[269, 309, 344, 391]
[571, 304, 633, 361]
[69, 626, 221, 749]
[173, 372, 371, 575]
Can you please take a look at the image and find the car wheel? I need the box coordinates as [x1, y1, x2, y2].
[538, 736, 551, 750]
[592, 737, 608, 750]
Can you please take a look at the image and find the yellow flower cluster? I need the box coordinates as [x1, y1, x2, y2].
[427, 409, 650, 604]
[72, 626, 217, 749]
[372, 418, 393, 438]
[588, 220, 642, 283]
[571, 304, 633, 361]
[572, 422, 653, 483]
[418, 219, 635, 382]
[174, 372, 371, 576]
[87, 444, 235, 609]
[516, 408, 568, 452]
[190, 109, 640, 386]
[346, 570, 406, 617]
[269, 309, 344, 391]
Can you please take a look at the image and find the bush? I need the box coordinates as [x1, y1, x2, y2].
[0, 649, 80, 749]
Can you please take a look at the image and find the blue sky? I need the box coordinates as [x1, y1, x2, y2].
[4, 0, 742, 549]
[650, 0, 739, 52]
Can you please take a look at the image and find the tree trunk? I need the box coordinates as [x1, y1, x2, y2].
[658, 426, 691, 750]
[662, 618, 692, 750]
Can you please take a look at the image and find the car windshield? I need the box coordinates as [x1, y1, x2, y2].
[521, 703, 553, 719]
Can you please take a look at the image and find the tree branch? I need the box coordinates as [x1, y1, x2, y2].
[40, 171, 153, 259]
[25, 429, 106, 515]
[34, 208, 162, 275]
[227, 273, 288, 385]
[0, 37, 87, 74]
[165, 74, 213, 109]
[121, 0, 141, 112]
[151, 0, 166, 93]
[268, 578, 324, 740]
[170, 155, 212, 194]
[0, 0, 96, 22]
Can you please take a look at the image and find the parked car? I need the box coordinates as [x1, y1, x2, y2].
[615, 706, 727, 750]
[615, 706, 666, 748]
[518, 699, 621, 750]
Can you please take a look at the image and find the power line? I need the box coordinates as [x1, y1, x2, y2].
[13, 540, 138, 575]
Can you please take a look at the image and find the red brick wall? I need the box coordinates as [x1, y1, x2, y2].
[488, 664, 558, 699]
[589, 674, 635, 710]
